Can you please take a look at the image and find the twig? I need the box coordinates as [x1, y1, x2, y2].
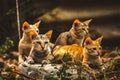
[16, 0, 21, 40]
[12, 70, 36, 80]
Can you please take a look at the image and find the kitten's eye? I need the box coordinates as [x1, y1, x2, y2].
[82, 28, 85, 30]
[36, 29, 39, 33]
[36, 41, 41, 44]
[45, 41, 48, 44]
[92, 48, 97, 50]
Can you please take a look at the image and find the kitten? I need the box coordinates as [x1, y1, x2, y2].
[55, 19, 92, 46]
[53, 36, 104, 72]
[27, 30, 54, 64]
[18, 21, 40, 64]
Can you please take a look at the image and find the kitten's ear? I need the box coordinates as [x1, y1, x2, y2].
[96, 36, 103, 44]
[73, 19, 81, 27]
[45, 30, 53, 39]
[22, 21, 30, 31]
[30, 31, 37, 40]
[33, 20, 41, 28]
[84, 19, 92, 25]
[85, 37, 92, 45]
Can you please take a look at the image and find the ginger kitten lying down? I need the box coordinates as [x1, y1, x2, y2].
[53, 36, 104, 72]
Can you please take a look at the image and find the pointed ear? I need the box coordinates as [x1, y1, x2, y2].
[84, 19, 92, 25]
[30, 31, 37, 40]
[73, 19, 81, 27]
[96, 36, 103, 44]
[22, 21, 30, 31]
[45, 30, 53, 39]
[85, 37, 92, 45]
[34, 20, 41, 28]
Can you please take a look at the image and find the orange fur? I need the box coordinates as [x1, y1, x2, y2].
[53, 44, 83, 64]
[18, 21, 40, 64]
[53, 36, 103, 70]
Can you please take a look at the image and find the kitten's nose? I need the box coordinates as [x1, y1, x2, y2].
[97, 51, 101, 56]
[40, 44, 44, 50]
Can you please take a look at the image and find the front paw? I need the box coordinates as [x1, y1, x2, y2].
[27, 58, 34, 64]
[42, 60, 50, 64]
[28, 60, 34, 64]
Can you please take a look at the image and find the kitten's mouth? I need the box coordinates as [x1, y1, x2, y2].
[37, 50, 48, 57]
[40, 50, 46, 53]
[89, 53, 99, 57]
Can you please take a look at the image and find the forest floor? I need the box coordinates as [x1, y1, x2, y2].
[0, 47, 120, 80]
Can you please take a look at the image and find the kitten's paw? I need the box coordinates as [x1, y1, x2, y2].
[42, 60, 50, 64]
[28, 60, 34, 64]
[27, 58, 34, 64]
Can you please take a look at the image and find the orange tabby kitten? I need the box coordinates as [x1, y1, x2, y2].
[55, 19, 92, 46]
[18, 21, 40, 64]
[53, 36, 103, 71]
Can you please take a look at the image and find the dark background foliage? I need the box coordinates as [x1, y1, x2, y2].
[0, 0, 120, 50]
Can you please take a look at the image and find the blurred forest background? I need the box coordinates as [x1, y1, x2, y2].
[0, 0, 120, 51]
